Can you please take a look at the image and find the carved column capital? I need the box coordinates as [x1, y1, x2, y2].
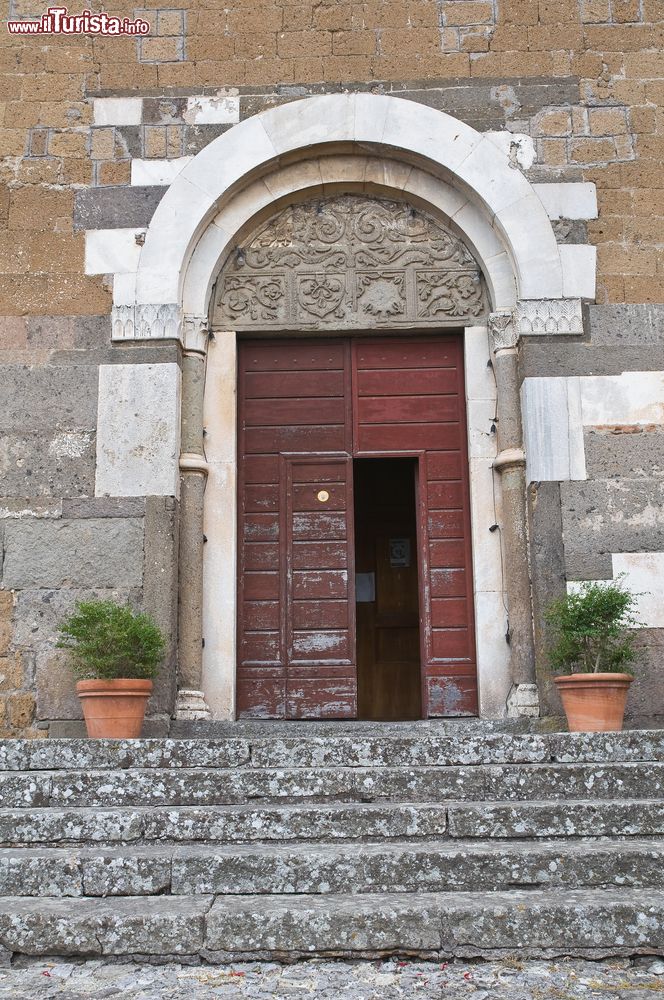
[183, 314, 210, 355]
[488, 310, 517, 352]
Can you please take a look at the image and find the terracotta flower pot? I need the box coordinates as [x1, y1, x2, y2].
[554, 672, 633, 733]
[76, 679, 153, 738]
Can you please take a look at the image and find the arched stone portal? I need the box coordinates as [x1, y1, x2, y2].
[110, 93, 589, 721]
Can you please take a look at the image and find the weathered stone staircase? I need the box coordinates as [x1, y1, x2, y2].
[0, 726, 662, 962]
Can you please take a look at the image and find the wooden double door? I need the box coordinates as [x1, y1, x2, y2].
[236, 335, 478, 720]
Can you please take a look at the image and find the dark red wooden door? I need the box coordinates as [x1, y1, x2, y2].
[237, 341, 356, 718]
[237, 335, 477, 719]
[352, 337, 478, 716]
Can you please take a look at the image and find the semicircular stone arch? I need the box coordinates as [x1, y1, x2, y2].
[179, 154, 518, 326]
[111, 92, 574, 346]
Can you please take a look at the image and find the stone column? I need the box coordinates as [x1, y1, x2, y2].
[175, 317, 212, 720]
[489, 311, 539, 718]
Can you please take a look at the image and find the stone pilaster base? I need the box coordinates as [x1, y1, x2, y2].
[506, 683, 540, 718]
[175, 689, 211, 721]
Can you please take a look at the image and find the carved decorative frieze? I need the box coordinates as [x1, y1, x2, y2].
[111, 303, 182, 342]
[298, 274, 345, 319]
[489, 299, 585, 351]
[111, 304, 135, 341]
[212, 195, 487, 331]
[419, 271, 483, 320]
[357, 272, 405, 318]
[222, 275, 287, 324]
[136, 303, 181, 340]
[515, 298, 584, 336]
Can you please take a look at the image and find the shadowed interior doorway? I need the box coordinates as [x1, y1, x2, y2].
[354, 457, 422, 720]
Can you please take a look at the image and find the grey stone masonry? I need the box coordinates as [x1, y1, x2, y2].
[73, 184, 166, 230]
[1, 889, 661, 961]
[584, 427, 664, 480]
[0, 366, 98, 434]
[518, 303, 664, 380]
[561, 479, 664, 579]
[0, 802, 450, 846]
[2, 518, 144, 589]
[202, 889, 664, 960]
[1, 730, 663, 769]
[0, 363, 98, 499]
[0, 729, 661, 961]
[586, 303, 664, 346]
[0, 957, 661, 997]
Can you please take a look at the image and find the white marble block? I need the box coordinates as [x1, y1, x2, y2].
[612, 552, 664, 629]
[131, 157, 193, 186]
[184, 93, 240, 125]
[521, 377, 587, 482]
[95, 364, 181, 498]
[85, 230, 143, 276]
[93, 98, 143, 126]
[533, 182, 598, 220]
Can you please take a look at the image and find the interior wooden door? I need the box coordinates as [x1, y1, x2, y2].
[236, 340, 357, 718]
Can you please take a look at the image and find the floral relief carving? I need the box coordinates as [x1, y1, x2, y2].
[220, 275, 286, 323]
[297, 274, 346, 319]
[213, 194, 487, 330]
[356, 272, 406, 318]
[417, 270, 484, 320]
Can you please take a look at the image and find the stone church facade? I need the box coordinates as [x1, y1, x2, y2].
[1, 0, 663, 735]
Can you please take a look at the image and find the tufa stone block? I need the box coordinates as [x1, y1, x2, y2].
[73, 186, 167, 232]
[0, 365, 97, 434]
[2, 518, 144, 589]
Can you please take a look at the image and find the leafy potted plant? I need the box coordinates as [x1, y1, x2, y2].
[546, 578, 640, 732]
[57, 600, 165, 738]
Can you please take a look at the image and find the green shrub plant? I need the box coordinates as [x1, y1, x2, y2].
[545, 578, 641, 676]
[57, 600, 165, 680]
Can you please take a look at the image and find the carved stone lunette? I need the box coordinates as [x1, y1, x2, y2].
[212, 194, 488, 331]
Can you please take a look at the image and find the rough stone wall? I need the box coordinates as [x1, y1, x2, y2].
[0, 0, 662, 308]
[0, 318, 180, 736]
[521, 304, 664, 724]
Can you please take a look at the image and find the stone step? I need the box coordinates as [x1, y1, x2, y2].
[250, 730, 664, 769]
[0, 802, 449, 846]
[448, 799, 664, 838]
[3, 798, 663, 847]
[1, 838, 662, 897]
[0, 889, 662, 960]
[1, 761, 661, 808]
[2, 731, 663, 771]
